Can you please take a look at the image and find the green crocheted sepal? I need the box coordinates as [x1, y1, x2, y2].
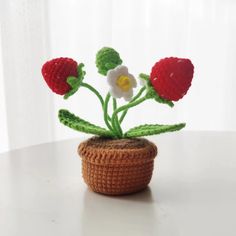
[64, 63, 86, 99]
[124, 123, 186, 138]
[58, 109, 114, 137]
[96, 47, 122, 76]
[139, 73, 174, 107]
[146, 86, 174, 107]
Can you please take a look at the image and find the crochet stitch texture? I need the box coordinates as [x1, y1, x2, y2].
[150, 57, 194, 101]
[42, 47, 194, 139]
[42, 57, 78, 95]
[96, 47, 122, 76]
[79, 137, 157, 195]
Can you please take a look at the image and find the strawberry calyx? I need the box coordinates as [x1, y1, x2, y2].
[139, 73, 174, 107]
[64, 63, 86, 99]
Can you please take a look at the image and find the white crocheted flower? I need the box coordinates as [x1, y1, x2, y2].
[107, 65, 137, 101]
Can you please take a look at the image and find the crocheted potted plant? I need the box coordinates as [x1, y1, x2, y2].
[41, 47, 194, 195]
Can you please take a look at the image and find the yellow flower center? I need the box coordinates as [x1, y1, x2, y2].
[116, 75, 132, 92]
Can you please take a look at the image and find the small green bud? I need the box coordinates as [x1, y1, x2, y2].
[96, 47, 122, 76]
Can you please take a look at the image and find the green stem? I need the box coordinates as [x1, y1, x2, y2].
[81, 82, 112, 121]
[113, 98, 123, 137]
[103, 93, 115, 133]
[119, 87, 146, 124]
[112, 96, 147, 136]
[81, 82, 104, 107]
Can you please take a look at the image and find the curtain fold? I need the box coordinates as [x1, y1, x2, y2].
[0, 0, 54, 152]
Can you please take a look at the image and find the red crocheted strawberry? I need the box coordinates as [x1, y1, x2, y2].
[42, 57, 78, 95]
[150, 57, 194, 101]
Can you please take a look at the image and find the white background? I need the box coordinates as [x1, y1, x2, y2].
[1, 0, 236, 153]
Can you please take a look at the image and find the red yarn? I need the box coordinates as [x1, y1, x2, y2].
[42, 57, 78, 95]
[150, 57, 194, 101]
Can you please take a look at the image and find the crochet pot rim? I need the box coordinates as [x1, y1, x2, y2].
[78, 136, 158, 166]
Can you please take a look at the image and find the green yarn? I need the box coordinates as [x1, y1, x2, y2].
[58, 109, 114, 137]
[119, 86, 146, 124]
[124, 123, 186, 138]
[112, 98, 123, 137]
[111, 97, 147, 136]
[55, 50, 188, 139]
[96, 47, 122, 76]
[64, 63, 86, 99]
[80, 82, 104, 107]
[139, 73, 150, 81]
[103, 93, 115, 133]
[139, 73, 174, 107]
[147, 86, 174, 107]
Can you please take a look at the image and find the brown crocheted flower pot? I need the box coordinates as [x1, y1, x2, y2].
[78, 137, 158, 195]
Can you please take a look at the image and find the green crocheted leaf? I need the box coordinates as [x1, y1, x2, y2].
[124, 123, 186, 138]
[58, 109, 114, 137]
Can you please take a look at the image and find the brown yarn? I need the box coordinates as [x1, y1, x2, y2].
[78, 137, 158, 195]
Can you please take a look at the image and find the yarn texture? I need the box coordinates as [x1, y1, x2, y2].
[125, 123, 186, 138]
[150, 57, 194, 101]
[42, 57, 78, 95]
[58, 109, 114, 137]
[41, 47, 196, 196]
[79, 137, 157, 195]
[42, 47, 195, 139]
[96, 47, 122, 75]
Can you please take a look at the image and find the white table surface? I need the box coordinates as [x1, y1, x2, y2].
[0, 131, 236, 236]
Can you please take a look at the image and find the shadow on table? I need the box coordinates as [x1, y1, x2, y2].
[108, 186, 154, 202]
[80, 187, 159, 236]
